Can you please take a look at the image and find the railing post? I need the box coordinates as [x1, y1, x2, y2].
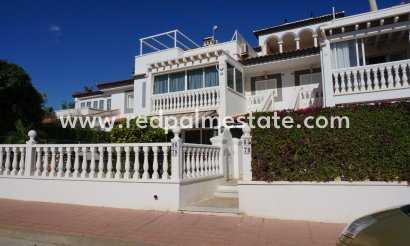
[232, 138, 242, 179]
[24, 130, 37, 176]
[241, 124, 252, 181]
[171, 127, 182, 181]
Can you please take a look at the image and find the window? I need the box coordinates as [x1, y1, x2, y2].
[235, 69, 243, 93]
[204, 66, 219, 87]
[107, 99, 111, 110]
[93, 101, 98, 109]
[227, 63, 234, 89]
[169, 72, 185, 92]
[99, 100, 104, 110]
[86, 101, 91, 108]
[153, 66, 218, 94]
[227, 62, 243, 93]
[187, 68, 203, 90]
[80, 102, 85, 109]
[127, 94, 134, 109]
[142, 82, 146, 108]
[153, 75, 168, 94]
[331, 39, 370, 69]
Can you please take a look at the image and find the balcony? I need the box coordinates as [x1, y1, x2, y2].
[151, 87, 220, 114]
[332, 59, 410, 96]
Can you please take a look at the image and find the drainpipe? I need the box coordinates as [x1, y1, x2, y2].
[369, 0, 378, 11]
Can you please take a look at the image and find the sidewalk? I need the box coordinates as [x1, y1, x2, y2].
[0, 199, 345, 246]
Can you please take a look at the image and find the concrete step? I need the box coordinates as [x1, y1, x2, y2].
[214, 182, 239, 198]
[181, 196, 240, 215]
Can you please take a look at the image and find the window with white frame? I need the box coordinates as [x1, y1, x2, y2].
[107, 99, 111, 110]
[99, 100, 104, 110]
[80, 102, 85, 109]
[93, 101, 98, 109]
[153, 65, 219, 94]
[127, 94, 134, 109]
[331, 39, 365, 69]
[86, 101, 91, 108]
[227, 62, 243, 93]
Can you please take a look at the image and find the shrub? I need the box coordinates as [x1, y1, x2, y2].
[109, 119, 166, 143]
[250, 101, 410, 182]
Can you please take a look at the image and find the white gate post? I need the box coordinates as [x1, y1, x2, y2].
[24, 130, 37, 176]
[232, 138, 242, 179]
[171, 127, 182, 181]
[241, 125, 252, 181]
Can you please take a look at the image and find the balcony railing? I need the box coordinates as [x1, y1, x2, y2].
[246, 89, 276, 112]
[151, 87, 220, 113]
[332, 59, 410, 96]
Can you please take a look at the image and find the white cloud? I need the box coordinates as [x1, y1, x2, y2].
[49, 25, 61, 33]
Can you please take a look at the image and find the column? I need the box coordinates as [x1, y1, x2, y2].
[171, 126, 182, 181]
[241, 124, 252, 181]
[295, 38, 300, 50]
[278, 41, 283, 53]
[313, 35, 318, 47]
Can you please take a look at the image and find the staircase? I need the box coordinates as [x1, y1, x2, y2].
[179, 180, 241, 215]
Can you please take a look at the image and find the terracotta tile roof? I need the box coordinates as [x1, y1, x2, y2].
[240, 47, 320, 66]
[72, 90, 103, 98]
[253, 12, 345, 37]
[96, 78, 134, 90]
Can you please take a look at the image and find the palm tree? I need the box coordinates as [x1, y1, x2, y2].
[5, 120, 34, 144]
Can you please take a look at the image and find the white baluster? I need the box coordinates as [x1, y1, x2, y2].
[4, 147, 11, 175]
[89, 147, 96, 178]
[346, 72, 352, 93]
[212, 149, 217, 175]
[216, 90, 220, 106]
[334, 73, 340, 94]
[97, 147, 105, 179]
[364, 69, 372, 91]
[34, 147, 42, 176]
[185, 148, 192, 178]
[133, 146, 140, 180]
[124, 146, 131, 179]
[402, 64, 409, 86]
[394, 65, 402, 88]
[152, 146, 159, 179]
[73, 147, 80, 177]
[142, 146, 149, 179]
[204, 149, 209, 176]
[358, 70, 365, 91]
[194, 92, 199, 107]
[57, 147, 64, 177]
[11, 147, 18, 176]
[115, 146, 122, 179]
[352, 71, 358, 92]
[107, 147, 113, 178]
[195, 148, 200, 177]
[65, 147, 72, 177]
[81, 147, 88, 178]
[199, 149, 205, 176]
[42, 147, 49, 177]
[49, 147, 56, 176]
[182, 148, 187, 178]
[216, 149, 221, 174]
[387, 66, 394, 88]
[17, 147, 25, 176]
[162, 146, 169, 180]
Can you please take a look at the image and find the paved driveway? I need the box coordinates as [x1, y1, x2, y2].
[0, 199, 345, 246]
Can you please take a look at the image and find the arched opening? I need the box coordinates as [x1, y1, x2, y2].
[299, 29, 314, 49]
[282, 33, 296, 52]
[266, 36, 280, 55]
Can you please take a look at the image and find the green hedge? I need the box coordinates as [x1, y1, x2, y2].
[250, 101, 410, 182]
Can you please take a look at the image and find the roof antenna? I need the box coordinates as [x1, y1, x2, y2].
[212, 25, 218, 41]
[332, 7, 336, 20]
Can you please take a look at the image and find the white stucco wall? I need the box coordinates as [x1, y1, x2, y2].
[239, 181, 410, 223]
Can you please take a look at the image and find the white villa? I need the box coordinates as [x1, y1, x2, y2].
[1, 1, 410, 224]
[57, 2, 410, 145]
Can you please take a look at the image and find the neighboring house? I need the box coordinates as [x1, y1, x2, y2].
[56, 3, 410, 143]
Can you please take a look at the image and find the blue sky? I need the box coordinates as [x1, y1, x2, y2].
[0, 0, 401, 110]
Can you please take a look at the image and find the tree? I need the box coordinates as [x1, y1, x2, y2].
[5, 119, 34, 143]
[0, 60, 44, 135]
[61, 100, 68, 109]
